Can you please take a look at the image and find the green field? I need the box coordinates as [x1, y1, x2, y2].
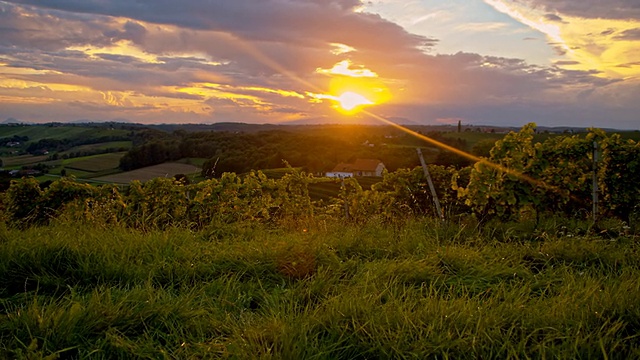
[0, 154, 49, 168]
[62, 152, 126, 173]
[1, 219, 638, 358]
[441, 131, 506, 146]
[175, 157, 209, 167]
[50, 168, 94, 178]
[0, 125, 131, 143]
[59, 141, 132, 155]
[93, 162, 201, 184]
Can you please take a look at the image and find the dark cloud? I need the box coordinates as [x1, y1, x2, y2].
[600, 28, 616, 36]
[616, 61, 640, 68]
[543, 13, 564, 22]
[614, 28, 640, 40]
[2, 0, 432, 53]
[0, 2, 126, 50]
[554, 60, 580, 66]
[548, 43, 567, 56]
[103, 21, 147, 44]
[523, 0, 640, 20]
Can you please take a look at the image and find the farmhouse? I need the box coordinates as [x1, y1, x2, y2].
[326, 159, 386, 178]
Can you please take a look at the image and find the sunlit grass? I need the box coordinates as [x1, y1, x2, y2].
[1, 219, 639, 358]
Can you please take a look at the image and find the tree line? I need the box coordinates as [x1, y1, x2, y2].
[26, 135, 131, 155]
[119, 127, 474, 176]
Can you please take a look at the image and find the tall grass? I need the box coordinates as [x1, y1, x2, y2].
[1, 218, 639, 358]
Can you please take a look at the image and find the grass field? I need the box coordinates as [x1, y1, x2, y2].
[175, 157, 209, 167]
[0, 218, 638, 358]
[0, 154, 49, 168]
[441, 131, 506, 146]
[49, 168, 94, 178]
[58, 141, 132, 155]
[93, 162, 201, 184]
[62, 152, 126, 173]
[0, 125, 131, 143]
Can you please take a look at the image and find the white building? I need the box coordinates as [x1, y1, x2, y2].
[326, 159, 386, 178]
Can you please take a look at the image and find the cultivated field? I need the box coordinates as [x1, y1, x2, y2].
[0, 154, 49, 167]
[93, 162, 201, 183]
[63, 152, 126, 173]
[58, 141, 132, 155]
[0, 125, 131, 142]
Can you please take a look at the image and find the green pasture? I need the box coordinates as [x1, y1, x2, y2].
[0, 154, 49, 168]
[0, 218, 638, 359]
[58, 141, 132, 155]
[0, 125, 131, 142]
[175, 157, 209, 167]
[62, 152, 126, 172]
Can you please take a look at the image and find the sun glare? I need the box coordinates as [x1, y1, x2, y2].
[337, 91, 374, 112]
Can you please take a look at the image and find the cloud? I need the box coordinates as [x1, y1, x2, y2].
[554, 60, 580, 66]
[616, 61, 640, 68]
[615, 28, 640, 40]
[484, 0, 640, 80]
[0, 0, 638, 128]
[520, 0, 640, 20]
[543, 14, 564, 23]
[0, 2, 122, 50]
[2, 0, 433, 53]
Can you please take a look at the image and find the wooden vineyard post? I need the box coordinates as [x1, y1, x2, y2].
[592, 141, 598, 224]
[416, 148, 444, 221]
[341, 177, 350, 221]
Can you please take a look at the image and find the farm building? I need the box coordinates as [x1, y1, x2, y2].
[326, 159, 386, 178]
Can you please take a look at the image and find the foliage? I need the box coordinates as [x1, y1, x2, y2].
[456, 123, 538, 221]
[5, 177, 44, 226]
[598, 133, 640, 221]
[456, 123, 640, 223]
[2, 167, 327, 230]
[120, 127, 472, 176]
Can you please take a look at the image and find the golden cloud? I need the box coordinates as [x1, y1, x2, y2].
[484, 0, 640, 78]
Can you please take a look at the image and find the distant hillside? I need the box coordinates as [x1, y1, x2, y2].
[0, 123, 136, 143]
[2, 117, 27, 124]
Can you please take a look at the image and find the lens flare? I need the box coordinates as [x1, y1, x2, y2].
[337, 92, 373, 111]
[361, 109, 552, 191]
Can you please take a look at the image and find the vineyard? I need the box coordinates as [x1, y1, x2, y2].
[1, 124, 640, 358]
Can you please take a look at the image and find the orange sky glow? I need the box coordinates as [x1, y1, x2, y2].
[0, 0, 638, 128]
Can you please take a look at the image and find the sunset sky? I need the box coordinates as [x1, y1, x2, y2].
[0, 0, 639, 128]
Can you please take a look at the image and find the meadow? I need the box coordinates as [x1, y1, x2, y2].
[62, 153, 128, 173]
[0, 217, 638, 359]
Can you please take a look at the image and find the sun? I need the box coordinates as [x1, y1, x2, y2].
[337, 91, 374, 112]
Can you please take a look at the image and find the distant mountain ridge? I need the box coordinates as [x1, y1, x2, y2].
[2, 117, 28, 124]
